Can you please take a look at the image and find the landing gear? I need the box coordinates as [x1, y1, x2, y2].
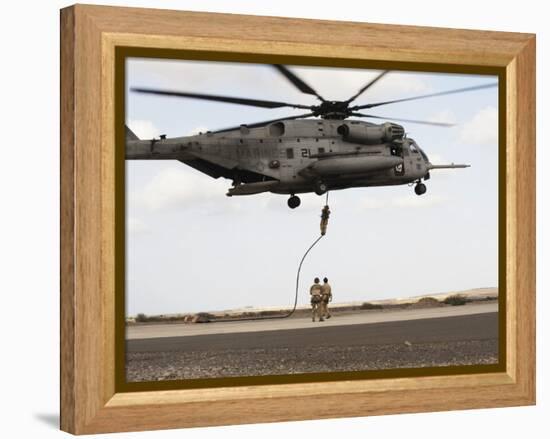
[287, 195, 301, 209]
[414, 182, 427, 196]
[314, 180, 328, 196]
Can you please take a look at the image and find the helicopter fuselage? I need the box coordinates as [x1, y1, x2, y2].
[126, 119, 438, 200]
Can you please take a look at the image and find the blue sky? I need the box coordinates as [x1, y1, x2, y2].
[125, 58, 499, 316]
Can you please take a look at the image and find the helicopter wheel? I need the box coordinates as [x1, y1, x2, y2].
[314, 180, 328, 196]
[414, 182, 427, 196]
[287, 195, 301, 209]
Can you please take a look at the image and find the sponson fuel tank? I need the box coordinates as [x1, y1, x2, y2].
[305, 155, 403, 176]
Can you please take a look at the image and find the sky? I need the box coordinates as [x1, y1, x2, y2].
[125, 58, 499, 316]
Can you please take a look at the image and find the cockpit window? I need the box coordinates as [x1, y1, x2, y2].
[409, 143, 418, 153]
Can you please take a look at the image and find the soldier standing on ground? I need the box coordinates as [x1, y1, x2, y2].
[310, 277, 323, 322]
[320, 277, 333, 319]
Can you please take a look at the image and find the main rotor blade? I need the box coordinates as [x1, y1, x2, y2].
[351, 112, 455, 127]
[211, 112, 316, 134]
[345, 70, 390, 104]
[272, 65, 325, 101]
[131, 87, 312, 110]
[352, 82, 498, 110]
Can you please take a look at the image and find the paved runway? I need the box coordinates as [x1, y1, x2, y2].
[126, 311, 498, 354]
[126, 302, 498, 340]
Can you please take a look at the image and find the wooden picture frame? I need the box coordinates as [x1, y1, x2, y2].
[60, 4, 535, 434]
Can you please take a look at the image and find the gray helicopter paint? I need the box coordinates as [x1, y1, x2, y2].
[125, 119, 446, 197]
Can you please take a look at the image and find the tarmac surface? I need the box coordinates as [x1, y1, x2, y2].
[126, 303, 499, 381]
[127, 311, 498, 353]
[126, 301, 498, 340]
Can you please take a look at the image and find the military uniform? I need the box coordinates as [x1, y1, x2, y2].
[320, 282, 332, 319]
[310, 282, 323, 322]
[320, 205, 330, 236]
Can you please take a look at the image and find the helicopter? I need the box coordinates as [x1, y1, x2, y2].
[126, 65, 496, 209]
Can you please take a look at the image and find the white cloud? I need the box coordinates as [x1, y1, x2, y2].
[428, 153, 449, 165]
[128, 58, 432, 108]
[358, 196, 390, 210]
[391, 194, 447, 208]
[188, 126, 208, 136]
[292, 67, 432, 102]
[130, 165, 328, 214]
[459, 106, 498, 145]
[428, 109, 457, 125]
[131, 166, 228, 211]
[127, 119, 160, 139]
[129, 58, 275, 93]
[356, 193, 447, 210]
[127, 217, 149, 234]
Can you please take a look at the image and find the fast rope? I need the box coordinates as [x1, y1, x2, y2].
[211, 192, 331, 323]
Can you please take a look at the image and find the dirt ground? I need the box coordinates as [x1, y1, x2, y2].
[126, 339, 498, 382]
